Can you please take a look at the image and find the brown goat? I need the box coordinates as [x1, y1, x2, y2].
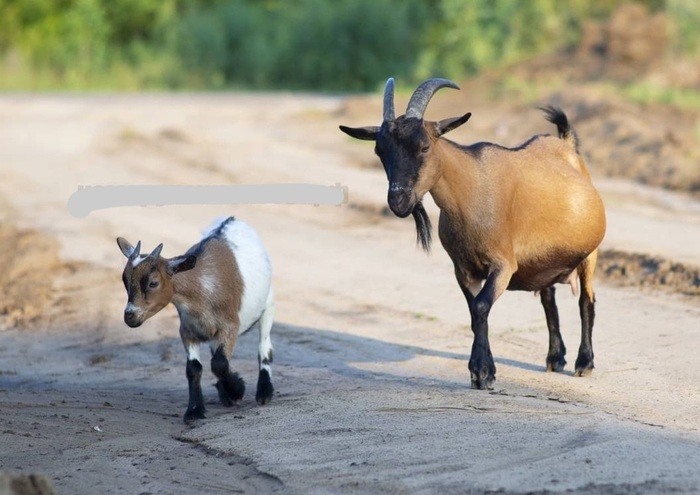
[340, 78, 606, 389]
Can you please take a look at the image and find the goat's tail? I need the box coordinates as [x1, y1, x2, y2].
[541, 106, 579, 153]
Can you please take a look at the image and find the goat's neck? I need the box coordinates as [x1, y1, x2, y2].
[428, 141, 480, 218]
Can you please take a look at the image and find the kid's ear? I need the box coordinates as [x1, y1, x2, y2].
[168, 255, 197, 275]
[117, 237, 141, 259]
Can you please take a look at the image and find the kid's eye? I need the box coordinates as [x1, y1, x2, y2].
[149, 280, 159, 289]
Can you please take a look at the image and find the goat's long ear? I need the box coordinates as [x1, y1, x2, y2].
[435, 113, 471, 136]
[117, 237, 140, 259]
[167, 255, 197, 275]
[339, 125, 379, 141]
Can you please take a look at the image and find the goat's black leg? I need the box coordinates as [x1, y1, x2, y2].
[456, 266, 508, 390]
[458, 279, 494, 389]
[184, 358, 206, 422]
[256, 355, 273, 405]
[540, 286, 567, 372]
[576, 292, 595, 375]
[468, 265, 513, 389]
[468, 291, 496, 390]
[575, 251, 598, 376]
[211, 345, 245, 406]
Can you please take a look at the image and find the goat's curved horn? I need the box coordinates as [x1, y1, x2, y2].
[149, 243, 163, 259]
[383, 77, 395, 122]
[405, 78, 460, 120]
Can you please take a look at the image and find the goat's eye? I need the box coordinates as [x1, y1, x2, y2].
[148, 280, 159, 289]
[420, 145, 430, 154]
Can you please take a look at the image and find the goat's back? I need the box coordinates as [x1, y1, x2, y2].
[177, 217, 272, 335]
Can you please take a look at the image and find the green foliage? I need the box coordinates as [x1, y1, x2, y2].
[266, 0, 430, 91]
[666, 0, 700, 54]
[416, 0, 625, 80]
[170, 0, 431, 90]
[622, 81, 700, 109]
[20, 0, 109, 85]
[0, 0, 698, 91]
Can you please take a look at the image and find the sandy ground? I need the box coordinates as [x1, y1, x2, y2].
[0, 93, 699, 494]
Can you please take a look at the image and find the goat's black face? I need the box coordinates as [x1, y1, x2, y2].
[340, 114, 470, 219]
[375, 117, 429, 218]
[338, 76, 471, 251]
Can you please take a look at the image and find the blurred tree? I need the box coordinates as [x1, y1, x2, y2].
[416, 0, 630, 80]
[172, 0, 433, 90]
[0, 0, 696, 90]
[19, 0, 110, 84]
[666, 0, 700, 54]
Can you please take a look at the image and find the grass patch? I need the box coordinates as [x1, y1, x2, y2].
[621, 81, 700, 110]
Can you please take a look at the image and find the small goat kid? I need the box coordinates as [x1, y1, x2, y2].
[340, 78, 606, 389]
[117, 216, 274, 421]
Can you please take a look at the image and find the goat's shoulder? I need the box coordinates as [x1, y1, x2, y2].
[173, 236, 244, 319]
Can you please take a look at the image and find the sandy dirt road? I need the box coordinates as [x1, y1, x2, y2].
[0, 93, 699, 494]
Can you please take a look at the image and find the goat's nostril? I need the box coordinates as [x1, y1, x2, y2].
[388, 189, 414, 218]
[124, 311, 139, 326]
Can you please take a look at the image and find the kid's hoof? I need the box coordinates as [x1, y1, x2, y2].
[255, 369, 274, 405]
[216, 381, 233, 407]
[216, 372, 245, 406]
[184, 406, 206, 423]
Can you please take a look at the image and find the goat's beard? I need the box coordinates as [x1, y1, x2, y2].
[411, 201, 432, 253]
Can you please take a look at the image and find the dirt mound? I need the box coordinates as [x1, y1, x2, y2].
[513, 3, 693, 87]
[0, 209, 117, 331]
[450, 4, 699, 197]
[597, 249, 700, 297]
[553, 92, 700, 196]
[0, 224, 63, 330]
[577, 3, 668, 82]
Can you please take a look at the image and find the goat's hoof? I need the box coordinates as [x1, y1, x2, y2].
[470, 374, 495, 390]
[546, 355, 567, 372]
[256, 370, 274, 405]
[469, 353, 496, 390]
[216, 381, 234, 407]
[469, 365, 495, 390]
[574, 353, 594, 376]
[574, 364, 594, 377]
[184, 406, 206, 423]
[216, 373, 245, 405]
